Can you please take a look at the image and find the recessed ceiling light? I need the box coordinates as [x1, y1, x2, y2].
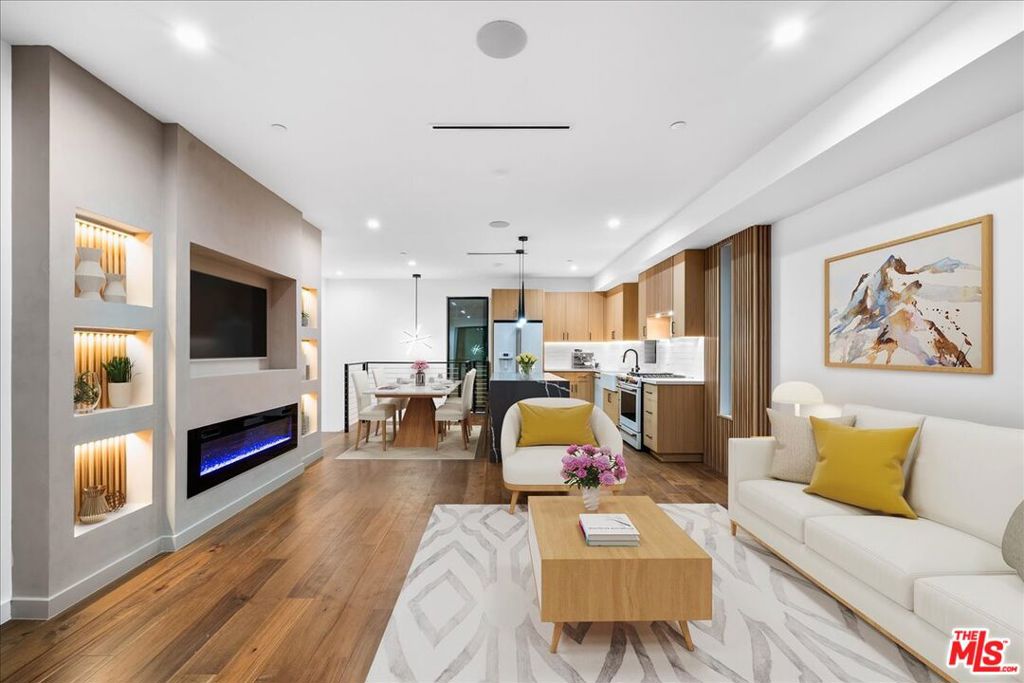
[669, 120, 687, 130]
[367, 218, 381, 230]
[493, 262, 502, 267]
[174, 24, 208, 52]
[335, 269, 343, 276]
[407, 260, 416, 267]
[772, 19, 805, 47]
[271, 123, 288, 132]
[489, 220, 510, 229]
[476, 20, 528, 59]
[570, 264, 579, 272]
[607, 217, 621, 229]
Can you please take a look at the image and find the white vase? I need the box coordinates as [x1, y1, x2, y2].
[582, 486, 600, 512]
[103, 273, 127, 303]
[75, 247, 105, 300]
[107, 381, 132, 409]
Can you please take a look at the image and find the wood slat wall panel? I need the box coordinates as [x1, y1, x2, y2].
[702, 225, 771, 475]
[75, 218, 127, 276]
[73, 435, 127, 520]
[74, 331, 129, 409]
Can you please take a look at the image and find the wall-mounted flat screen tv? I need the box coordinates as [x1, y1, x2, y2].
[190, 270, 268, 359]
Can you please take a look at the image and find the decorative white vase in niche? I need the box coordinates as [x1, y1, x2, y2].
[75, 247, 105, 300]
[107, 381, 132, 409]
[103, 273, 127, 303]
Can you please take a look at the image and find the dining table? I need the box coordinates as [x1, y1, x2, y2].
[372, 379, 462, 447]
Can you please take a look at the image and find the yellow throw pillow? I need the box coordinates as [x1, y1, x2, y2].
[517, 403, 597, 447]
[805, 417, 918, 519]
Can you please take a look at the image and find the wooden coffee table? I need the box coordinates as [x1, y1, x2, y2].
[527, 495, 712, 653]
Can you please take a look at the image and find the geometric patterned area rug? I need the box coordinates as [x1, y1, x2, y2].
[366, 503, 941, 682]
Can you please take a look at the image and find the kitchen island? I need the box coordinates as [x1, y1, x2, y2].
[487, 370, 570, 462]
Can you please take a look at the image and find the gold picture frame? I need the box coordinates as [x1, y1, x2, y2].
[824, 215, 992, 374]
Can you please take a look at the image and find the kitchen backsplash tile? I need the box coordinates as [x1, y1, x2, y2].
[544, 337, 704, 379]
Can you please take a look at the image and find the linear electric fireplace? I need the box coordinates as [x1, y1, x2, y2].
[187, 403, 298, 498]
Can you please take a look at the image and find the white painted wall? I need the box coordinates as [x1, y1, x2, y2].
[321, 277, 590, 431]
[773, 113, 1024, 428]
[1, 39, 12, 624]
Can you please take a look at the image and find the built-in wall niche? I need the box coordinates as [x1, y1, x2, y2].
[301, 392, 319, 436]
[189, 244, 297, 377]
[74, 215, 153, 307]
[73, 430, 153, 535]
[301, 286, 318, 329]
[73, 329, 154, 413]
[301, 339, 319, 381]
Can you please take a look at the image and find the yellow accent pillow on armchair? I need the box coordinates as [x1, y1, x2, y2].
[517, 403, 597, 447]
[805, 417, 918, 518]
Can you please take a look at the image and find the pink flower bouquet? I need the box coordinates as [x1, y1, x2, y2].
[410, 360, 430, 371]
[560, 444, 627, 489]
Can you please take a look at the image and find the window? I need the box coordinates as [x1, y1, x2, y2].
[718, 242, 733, 418]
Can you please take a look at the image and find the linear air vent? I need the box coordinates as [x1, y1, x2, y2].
[431, 123, 571, 131]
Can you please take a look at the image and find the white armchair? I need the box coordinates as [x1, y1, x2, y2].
[501, 397, 625, 513]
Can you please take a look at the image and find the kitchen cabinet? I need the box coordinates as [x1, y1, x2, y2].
[602, 387, 619, 424]
[641, 383, 704, 462]
[645, 257, 673, 318]
[671, 250, 705, 337]
[491, 288, 545, 321]
[603, 283, 638, 341]
[558, 371, 595, 402]
[544, 292, 594, 341]
[588, 293, 605, 341]
[637, 271, 648, 338]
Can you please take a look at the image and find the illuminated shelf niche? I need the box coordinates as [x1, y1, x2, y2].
[73, 430, 153, 532]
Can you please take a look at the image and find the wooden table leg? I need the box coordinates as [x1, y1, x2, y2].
[678, 621, 694, 651]
[549, 622, 563, 653]
[393, 397, 438, 448]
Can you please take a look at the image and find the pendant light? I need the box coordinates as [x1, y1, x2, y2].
[401, 273, 432, 355]
[516, 236, 528, 328]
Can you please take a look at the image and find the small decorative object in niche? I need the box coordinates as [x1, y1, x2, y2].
[75, 247, 105, 300]
[301, 310, 310, 327]
[825, 215, 992, 374]
[79, 484, 111, 523]
[105, 489, 126, 512]
[73, 371, 102, 414]
[103, 273, 127, 303]
[301, 410, 311, 436]
[101, 356, 134, 409]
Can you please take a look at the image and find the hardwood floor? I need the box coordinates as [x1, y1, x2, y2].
[0, 431, 726, 683]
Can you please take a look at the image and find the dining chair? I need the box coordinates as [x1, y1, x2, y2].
[373, 368, 408, 431]
[434, 368, 476, 450]
[351, 370, 397, 451]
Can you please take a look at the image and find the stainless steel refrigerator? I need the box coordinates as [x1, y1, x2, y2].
[493, 322, 544, 375]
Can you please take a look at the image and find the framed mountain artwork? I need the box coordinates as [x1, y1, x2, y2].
[825, 215, 992, 374]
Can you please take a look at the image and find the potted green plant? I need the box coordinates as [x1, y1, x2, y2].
[102, 356, 135, 409]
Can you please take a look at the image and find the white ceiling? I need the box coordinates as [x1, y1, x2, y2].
[0, 0, 951, 279]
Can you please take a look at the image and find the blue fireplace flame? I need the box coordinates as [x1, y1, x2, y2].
[199, 434, 293, 476]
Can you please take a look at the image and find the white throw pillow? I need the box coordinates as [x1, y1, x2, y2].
[767, 408, 856, 484]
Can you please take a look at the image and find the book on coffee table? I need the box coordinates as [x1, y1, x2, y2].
[579, 513, 640, 546]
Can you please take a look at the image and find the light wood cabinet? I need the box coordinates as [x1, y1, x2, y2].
[645, 257, 673, 318]
[602, 387, 620, 424]
[491, 288, 545, 321]
[558, 371, 595, 402]
[588, 293, 605, 341]
[671, 250, 705, 337]
[603, 283, 638, 341]
[545, 291, 597, 341]
[641, 383, 704, 462]
[637, 271, 648, 339]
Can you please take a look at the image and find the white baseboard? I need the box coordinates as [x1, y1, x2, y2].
[167, 462, 305, 551]
[1, 599, 10, 624]
[10, 462, 307, 620]
[302, 447, 323, 466]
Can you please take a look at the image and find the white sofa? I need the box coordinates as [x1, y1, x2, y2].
[502, 397, 624, 513]
[729, 404, 1024, 682]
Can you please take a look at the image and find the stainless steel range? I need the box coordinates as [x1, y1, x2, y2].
[616, 372, 691, 449]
